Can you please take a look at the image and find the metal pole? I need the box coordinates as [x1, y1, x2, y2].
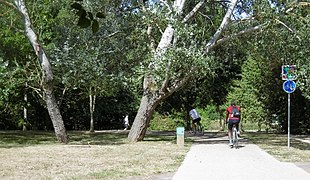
[288, 93, 290, 148]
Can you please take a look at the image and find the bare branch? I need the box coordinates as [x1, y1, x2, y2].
[160, 61, 172, 93]
[147, 26, 156, 53]
[173, 0, 186, 14]
[58, 87, 67, 109]
[205, 0, 238, 53]
[231, 16, 256, 26]
[100, 31, 120, 39]
[160, 0, 173, 13]
[275, 19, 301, 41]
[275, 19, 294, 33]
[155, 25, 174, 54]
[214, 23, 267, 49]
[286, 1, 310, 13]
[182, 0, 206, 23]
[0, 0, 18, 10]
[26, 84, 43, 99]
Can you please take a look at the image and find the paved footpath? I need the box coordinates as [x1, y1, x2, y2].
[172, 138, 310, 180]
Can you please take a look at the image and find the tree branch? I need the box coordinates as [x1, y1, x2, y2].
[214, 23, 267, 48]
[286, 1, 310, 13]
[99, 31, 120, 39]
[160, 0, 173, 14]
[275, 19, 301, 41]
[182, 0, 206, 23]
[161, 66, 197, 100]
[147, 26, 156, 53]
[26, 84, 43, 99]
[204, 0, 238, 53]
[160, 60, 172, 93]
[173, 0, 186, 14]
[0, 0, 18, 10]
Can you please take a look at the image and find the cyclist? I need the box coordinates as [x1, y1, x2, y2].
[225, 101, 241, 146]
[189, 108, 202, 133]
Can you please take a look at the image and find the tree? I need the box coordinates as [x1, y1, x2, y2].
[54, 0, 140, 132]
[225, 55, 269, 131]
[127, 0, 271, 142]
[1, 0, 68, 143]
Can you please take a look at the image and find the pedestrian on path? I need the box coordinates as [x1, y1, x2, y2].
[123, 115, 130, 130]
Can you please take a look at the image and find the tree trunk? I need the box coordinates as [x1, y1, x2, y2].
[14, 0, 67, 143]
[89, 93, 96, 132]
[128, 94, 160, 142]
[23, 92, 27, 131]
[44, 89, 67, 142]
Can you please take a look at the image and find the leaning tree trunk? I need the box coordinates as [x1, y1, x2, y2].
[14, 0, 68, 143]
[128, 94, 160, 142]
[127, 25, 175, 142]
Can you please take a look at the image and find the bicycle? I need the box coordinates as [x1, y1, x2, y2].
[231, 124, 239, 149]
[193, 122, 204, 136]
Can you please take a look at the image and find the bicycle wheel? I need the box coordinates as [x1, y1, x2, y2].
[233, 126, 238, 149]
[198, 124, 204, 135]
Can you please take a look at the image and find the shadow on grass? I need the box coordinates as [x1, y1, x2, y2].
[0, 130, 192, 148]
[0, 130, 130, 148]
[0, 131, 57, 148]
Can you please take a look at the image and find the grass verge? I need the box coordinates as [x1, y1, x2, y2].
[244, 132, 310, 162]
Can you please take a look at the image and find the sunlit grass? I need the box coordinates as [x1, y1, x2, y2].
[245, 132, 310, 162]
[0, 130, 191, 179]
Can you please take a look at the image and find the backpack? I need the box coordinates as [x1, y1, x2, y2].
[232, 106, 241, 118]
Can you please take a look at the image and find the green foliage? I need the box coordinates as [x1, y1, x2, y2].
[203, 105, 222, 121]
[70, 0, 121, 33]
[225, 56, 268, 130]
[149, 112, 186, 131]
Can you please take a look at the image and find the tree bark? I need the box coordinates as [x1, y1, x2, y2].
[89, 93, 96, 132]
[128, 94, 160, 142]
[44, 88, 67, 142]
[23, 91, 27, 131]
[14, 0, 68, 143]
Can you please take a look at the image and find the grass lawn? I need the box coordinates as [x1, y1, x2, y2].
[244, 132, 310, 162]
[0, 130, 191, 180]
[0, 130, 309, 179]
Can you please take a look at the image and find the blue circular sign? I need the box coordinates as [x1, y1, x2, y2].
[283, 80, 296, 93]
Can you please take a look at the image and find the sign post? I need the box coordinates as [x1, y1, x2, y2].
[288, 93, 290, 148]
[176, 127, 185, 146]
[282, 65, 297, 148]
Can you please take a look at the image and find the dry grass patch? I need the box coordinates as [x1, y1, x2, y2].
[0, 131, 191, 180]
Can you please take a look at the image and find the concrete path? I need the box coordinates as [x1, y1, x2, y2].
[173, 137, 310, 180]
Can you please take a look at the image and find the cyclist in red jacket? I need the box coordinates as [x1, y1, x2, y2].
[225, 101, 241, 146]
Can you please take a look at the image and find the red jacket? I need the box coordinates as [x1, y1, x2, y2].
[226, 105, 241, 120]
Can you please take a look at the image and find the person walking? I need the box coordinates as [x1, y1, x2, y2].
[123, 115, 130, 130]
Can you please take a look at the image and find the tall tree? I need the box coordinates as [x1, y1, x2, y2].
[127, 0, 269, 142]
[0, 0, 68, 142]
